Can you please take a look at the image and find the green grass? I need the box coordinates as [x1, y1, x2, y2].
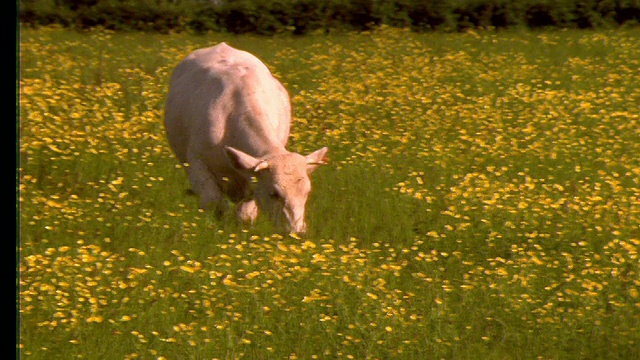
[19, 26, 640, 359]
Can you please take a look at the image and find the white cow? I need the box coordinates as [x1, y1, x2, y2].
[164, 43, 327, 233]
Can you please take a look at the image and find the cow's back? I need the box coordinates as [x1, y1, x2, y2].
[164, 43, 291, 166]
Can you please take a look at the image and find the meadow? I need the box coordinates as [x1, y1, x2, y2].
[18, 26, 639, 359]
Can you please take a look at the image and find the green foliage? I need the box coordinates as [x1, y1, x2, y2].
[19, 0, 640, 34]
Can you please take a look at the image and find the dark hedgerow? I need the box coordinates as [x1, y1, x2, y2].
[407, 0, 452, 31]
[453, 0, 527, 30]
[19, 0, 640, 34]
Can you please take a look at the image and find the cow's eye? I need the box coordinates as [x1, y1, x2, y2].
[269, 190, 281, 199]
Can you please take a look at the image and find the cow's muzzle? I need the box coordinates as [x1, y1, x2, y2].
[284, 204, 307, 235]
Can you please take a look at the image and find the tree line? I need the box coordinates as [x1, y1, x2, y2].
[19, 0, 640, 34]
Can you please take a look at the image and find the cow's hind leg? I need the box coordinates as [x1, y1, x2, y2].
[237, 199, 258, 224]
[186, 157, 227, 215]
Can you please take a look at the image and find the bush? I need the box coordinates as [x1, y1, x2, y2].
[332, 0, 381, 30]
[18, 0, 640, 34]
[407, 0, 452, 30]
[287, 0, 329, 34]
[613, 0, 640, 24]
[20, 0, 77, 27]
[452, 0, 526, 29]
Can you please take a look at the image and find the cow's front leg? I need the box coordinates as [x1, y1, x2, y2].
[185, 157, 227, 215]
[237, 199, 258, 224]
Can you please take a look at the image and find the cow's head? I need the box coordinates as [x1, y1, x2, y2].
[225, 146, 328, 234]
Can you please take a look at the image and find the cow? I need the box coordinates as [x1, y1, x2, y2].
[164, 42, 328, 234]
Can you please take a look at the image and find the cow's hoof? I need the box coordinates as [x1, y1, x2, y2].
[237, 200, 258, 224]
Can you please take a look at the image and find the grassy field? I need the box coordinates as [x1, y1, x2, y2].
[18, 26, 639, 359]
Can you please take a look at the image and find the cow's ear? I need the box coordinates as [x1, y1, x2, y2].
[225, 146, 268, 172]
[253, 161, 270, 172]
[306, 147, 328, 173]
